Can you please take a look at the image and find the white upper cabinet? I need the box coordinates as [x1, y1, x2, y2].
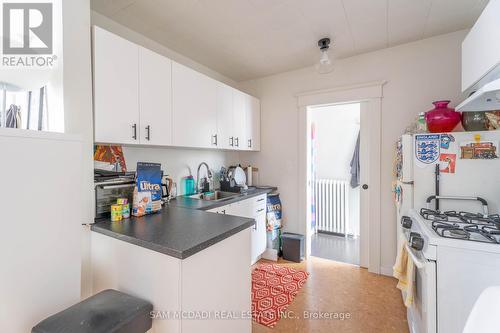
[462, 0, 500, 92]
[246, 95, 261, 151]
[93, 26, 260, 151]
[93, 26, 140, 144]
[139, 47, 172, 146]
[216, 83, 234, 149]
[218, 87, 260, 151]
[232, 90, 247, 150]
[172, 62, 218, 148]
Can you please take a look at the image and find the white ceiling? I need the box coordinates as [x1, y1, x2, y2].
[91, 0, 489, 82]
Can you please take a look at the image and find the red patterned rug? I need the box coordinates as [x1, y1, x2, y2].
[252, 263, 309, 328]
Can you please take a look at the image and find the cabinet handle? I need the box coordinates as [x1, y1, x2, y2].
[229, 137, 234, 147]
[257, 208, 265, 213]
[235, 137, 239, 147]
[146, 125, 151, 141]
[248, 139, 252, 148]
[257, 198, 265, 202]
[132, 124, 137, 140]
[212, 134, 218, 146]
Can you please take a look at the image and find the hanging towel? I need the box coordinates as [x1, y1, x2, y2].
[393, 240, 416, 307]
[349, 132, 360, 188]
[6, 104, 21, 128]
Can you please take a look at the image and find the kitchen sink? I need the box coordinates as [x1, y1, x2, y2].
[188, 190, 239, 202]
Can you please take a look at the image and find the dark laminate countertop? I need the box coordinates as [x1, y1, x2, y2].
[168, 187, 277, 211]
[91, 186, 277, 259]
[92, 206, 255, 259]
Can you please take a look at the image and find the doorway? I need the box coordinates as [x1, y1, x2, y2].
[297, 81, 384, 273]
[308, 103, 360, 265]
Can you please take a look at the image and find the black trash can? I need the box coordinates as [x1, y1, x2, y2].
[281, 232, 305, 262]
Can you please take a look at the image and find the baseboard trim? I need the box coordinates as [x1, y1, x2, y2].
[380, 266, 393, 277]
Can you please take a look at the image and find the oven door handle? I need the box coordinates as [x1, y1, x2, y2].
[405, 243, 426, 269]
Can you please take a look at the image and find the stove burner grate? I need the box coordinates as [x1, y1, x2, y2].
[423, 208, 500, 244]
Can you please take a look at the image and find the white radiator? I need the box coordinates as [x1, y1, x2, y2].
[313, 179, 350, 235]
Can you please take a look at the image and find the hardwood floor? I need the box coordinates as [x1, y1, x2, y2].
[252, 257, 408, 333]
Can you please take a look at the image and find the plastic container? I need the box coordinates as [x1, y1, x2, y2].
[425, 100, 461, 133]
[281, 233, 304, 263]
[183, 176, 195, 195]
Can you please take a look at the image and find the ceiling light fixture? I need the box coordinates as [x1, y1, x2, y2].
[316, 37, 334, 74]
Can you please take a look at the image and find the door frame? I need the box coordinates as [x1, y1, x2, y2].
[297, 81, 385, 274]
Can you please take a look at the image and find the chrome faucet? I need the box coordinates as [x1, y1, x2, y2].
[196, 162, 213, 193]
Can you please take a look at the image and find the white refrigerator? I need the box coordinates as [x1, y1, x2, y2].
[395, 130, 500, 245]
[0, 129, 83, 333]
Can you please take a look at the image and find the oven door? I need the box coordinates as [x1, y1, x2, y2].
[404, 244, 437, 333]
[95, 182, 134, 220]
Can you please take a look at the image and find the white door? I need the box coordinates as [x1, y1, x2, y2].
[139, 47, 172, 146]
[216, 83, 234, 149]
[245, 95, 261, 151]
[172, 62, 218, 148]
[359, 101, 381, 270]
[232, 90, 247, 150]
[299, 85, 383, 274]
[93, 26, 140, 144]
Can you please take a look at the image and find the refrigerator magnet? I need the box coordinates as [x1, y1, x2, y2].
[415, 134, 440, 165]
[439, 153, 456, 174]
[459, 141, 499, 160]
[440, 134, 455, 150]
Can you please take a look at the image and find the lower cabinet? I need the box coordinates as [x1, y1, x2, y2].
[91, 228, 252, 333]
[208, 194, 267, 264]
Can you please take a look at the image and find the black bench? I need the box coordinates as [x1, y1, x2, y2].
[32, 289, 153, 333]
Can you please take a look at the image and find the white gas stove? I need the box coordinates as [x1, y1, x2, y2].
[401, 205, 500, 333]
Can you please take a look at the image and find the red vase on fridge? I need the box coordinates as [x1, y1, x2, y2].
[425, 100, 461, 133]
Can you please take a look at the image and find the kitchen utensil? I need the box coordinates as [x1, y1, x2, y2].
[425, 100, 461, 133]
[161, 174, 173, 203]
[233, 166, 247, 186]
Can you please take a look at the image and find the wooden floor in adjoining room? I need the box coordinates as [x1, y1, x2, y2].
[252, 257, 408, 333]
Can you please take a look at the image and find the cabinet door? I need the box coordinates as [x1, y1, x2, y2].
[246, 95, 261, 151]
[216, 83, 233, 149]
[232, 90, 247, 150]
[254, 212, 267, 263]
[172, 62, 217, 148]
[461, 0, 500, 92]
[139, 47, 172, 146]
[93, 26, 140, 144]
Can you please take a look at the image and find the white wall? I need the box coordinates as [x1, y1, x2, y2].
[309, 104, 360, 180]
[122, 147, 239, 195]
[61, 0, 94, 299]
[238, 30, 467, 273]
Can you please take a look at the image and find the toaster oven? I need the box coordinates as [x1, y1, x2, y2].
[94, 172, 135, 220]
